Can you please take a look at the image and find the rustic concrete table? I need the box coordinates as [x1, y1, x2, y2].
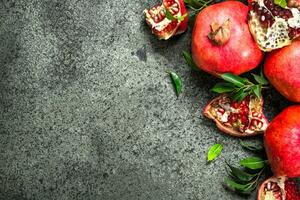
[0, 0, 289, 199]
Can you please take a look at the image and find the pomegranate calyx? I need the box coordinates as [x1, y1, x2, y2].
[208, 19, 231, 45]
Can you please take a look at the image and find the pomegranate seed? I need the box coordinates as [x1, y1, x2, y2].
[240, 106, 249, 115]
[217, 108, 225, 115]
[231, 101, 239, 109]
[228, 113, 238, 123]
[241, 115, 249, 125]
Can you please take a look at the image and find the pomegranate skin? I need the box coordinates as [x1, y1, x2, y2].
[264, 40, 300, 103]
[264, 106, 300, 178]
[191, 1, 264, 76]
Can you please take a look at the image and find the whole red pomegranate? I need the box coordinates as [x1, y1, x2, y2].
[191, 1, 264, 76]
[264, 40, 300, 103]
[144, 0, 188, 40]
[257, 177, 300, 200]
[264, 106, 300, 178]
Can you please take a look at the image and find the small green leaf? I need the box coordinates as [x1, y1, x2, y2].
[221, 73, 247, 87]
[165, 9, 176, 21]
[168, 71, 183, 96]
[274, 0, 287, 8]
[226, 163, 256, 182]
[207, 143, 223, 161]
[240, 157, 266, 170]
[225, 179, 251, 190]
[252, 73, 268, 85]
[232, 90, 249, 102]
[211, 82, 236, 93]
[188, 12, 197, 28]
[240, 140, 264, 153]
[177, 13, 188, 22]
[252, 85, 262, 98]
[182, 50, 199, 71]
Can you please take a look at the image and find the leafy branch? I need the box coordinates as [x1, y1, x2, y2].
[211, 72, 269, 102]
[224, 141, 268, 195]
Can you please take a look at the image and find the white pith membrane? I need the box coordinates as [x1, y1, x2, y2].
[144, 0, 182, 40]
[205, 95, 268, 135]
[260, 177, 287, 200]
[248, 0, 300, 51]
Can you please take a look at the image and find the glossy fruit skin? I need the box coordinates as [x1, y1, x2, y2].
[264, 40, 300, 103]
[264, 106, 300, 178]
[192, 1, 264, 76]
[257, 176, 300, 200]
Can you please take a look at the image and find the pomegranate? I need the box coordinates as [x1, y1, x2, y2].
[264, 106, 300, 178]
[144, 0, 188, 40]
[264, 40, 300, 102]
[203, 94, 268, 137]
[248, 0, 300, 51]
[257, 177, 300, 200]
[191, 1, 264, 76]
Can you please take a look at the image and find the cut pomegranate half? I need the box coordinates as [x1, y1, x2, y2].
[144, 0, 188, 40]
[258, 177, 300, 200]
[248, 0, 300, 51]
[203, 94, 268, 137]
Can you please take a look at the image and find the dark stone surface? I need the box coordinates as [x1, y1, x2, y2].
[0, 0, 291, 200]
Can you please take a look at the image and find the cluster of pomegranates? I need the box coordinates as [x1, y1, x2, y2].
[144, 0, 299, 199]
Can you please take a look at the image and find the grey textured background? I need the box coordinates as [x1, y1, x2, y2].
[0, 0, 291, 200]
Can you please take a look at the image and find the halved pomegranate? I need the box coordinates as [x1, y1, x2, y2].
[144, 0, 188, 40]
[203, 94, 268, 137]
[257, 177, 300, 200]
[264, 106, 300, 178]
[248, 0, 300, 51]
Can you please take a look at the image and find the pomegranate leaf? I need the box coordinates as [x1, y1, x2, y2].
[240, 140, 264, 153]
[274, 0, 287, 8]
[184, 0, 212, 10]
[239, 157, 266, 170]
[224, 179, 252, 191]
[221, 73, 247, 87]
[168, 71, 183, 96]
[207, 143, 223, 161]
[165, 9, 177, 21]
[253, 85, 262, 98]
[252, 73, 268, 85]
[211, 82, 237, 93]
[226, 163, 257, 182]
[182, 50, 199, 71]
[232, 89, 249, 102]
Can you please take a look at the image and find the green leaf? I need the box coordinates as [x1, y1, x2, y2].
[168, 71, 183, 96]
[165, 9, 176, 21]
[182, 50, 199, 71]
[188, 12, 197, 28]
[240, 157, 266, 170]
[232, 89, 249, 102]
[207, 143, 223, 161]
[225, 179, 251, 190]
[274, 0, 287, 8]
[252, 85, 262, 98]
[177, 13, 188, 22]
[240, 140, 264, 153]
[221, 73, 247, 87]
[252, 73, 268, 85]
[226, 163, 256, 182]
[211, 82, 236, 93]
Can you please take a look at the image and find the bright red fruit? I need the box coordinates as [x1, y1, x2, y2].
[203, 94, 268, 137]
[257, 177, 300, 200]
[264, 40, 300, 103]
[144, 0, 188, 40]
[192, 1, 263, 76]
[264, 106, 300, 178]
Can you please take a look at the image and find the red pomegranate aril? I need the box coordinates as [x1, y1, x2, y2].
[231, 101, 239, 109]
[241, 115, 249, 125]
